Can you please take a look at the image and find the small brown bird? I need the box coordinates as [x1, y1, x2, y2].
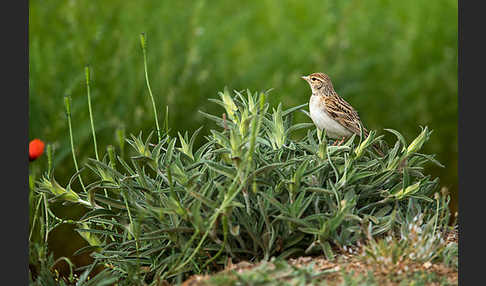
[302, 72, 383, 154]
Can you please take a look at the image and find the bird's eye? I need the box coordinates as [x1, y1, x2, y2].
[311, 77, 317, 81]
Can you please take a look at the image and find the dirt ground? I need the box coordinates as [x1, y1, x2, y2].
[182, 230, 458, 286]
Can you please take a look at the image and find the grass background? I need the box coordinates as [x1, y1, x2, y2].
[29, 0, 457, 267]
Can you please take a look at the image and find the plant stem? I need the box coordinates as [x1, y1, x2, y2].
[43, 194, 49, 243]
[85, 66, 99, 161]
[29, 194, 44, 241]
[64, 96, 87, 193]
[140, 33, 161, 142]
[46, 143, 53, 177]
[85, 67, 112, 210]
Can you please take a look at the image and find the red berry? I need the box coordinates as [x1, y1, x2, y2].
[29, 139, 45, 162]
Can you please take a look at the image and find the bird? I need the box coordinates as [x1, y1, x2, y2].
[301, 72, 383, 155]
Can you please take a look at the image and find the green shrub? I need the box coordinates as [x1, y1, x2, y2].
[32, 88, 446, 284]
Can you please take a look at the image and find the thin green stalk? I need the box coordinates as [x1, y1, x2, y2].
[107, 145, 116, 169]
[84, 67, 112, 213]
[46, 143, 53, 177]
[43, 194, 49, 243]
[85, 66, 99, 161]
[116, 126, 126, 158]
[64, 96, 86, 193]
[432, 192, 440, 238]
[165, 105, 169, 135]
[140, 33, 161, 142]
[29, 194, 43, 241]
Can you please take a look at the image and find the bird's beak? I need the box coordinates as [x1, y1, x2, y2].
[301, 76, 309, 81]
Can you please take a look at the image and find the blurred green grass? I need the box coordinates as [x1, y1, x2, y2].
[29, 0, 457, 213]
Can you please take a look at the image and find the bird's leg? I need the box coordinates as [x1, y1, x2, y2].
[332, 137, 345, 146]
[336, 137, 345, 146]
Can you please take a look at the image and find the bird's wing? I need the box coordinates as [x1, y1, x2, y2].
[323, 93, 368, 137]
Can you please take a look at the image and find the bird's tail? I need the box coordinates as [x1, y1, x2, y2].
[372, 138, 408, 171]
[372, 143, 385, 157]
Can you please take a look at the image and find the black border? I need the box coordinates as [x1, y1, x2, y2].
[2, 0, 29, 283]
[458, 0, 483, 284]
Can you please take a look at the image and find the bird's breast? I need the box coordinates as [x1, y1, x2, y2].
[309, 95, 352, 138]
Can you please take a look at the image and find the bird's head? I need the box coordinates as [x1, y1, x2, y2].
[301, 72, 334, 95]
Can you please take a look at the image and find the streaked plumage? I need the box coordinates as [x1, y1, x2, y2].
[302, 72, 383, 155]
[302, 72, 368, 139]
